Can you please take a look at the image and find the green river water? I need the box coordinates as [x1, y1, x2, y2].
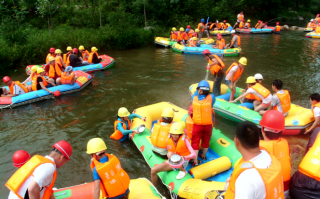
[1, 30, 319, 197]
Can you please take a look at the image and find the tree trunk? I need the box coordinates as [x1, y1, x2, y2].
[50, 14, 54, 31]
[48, 16, 51, 34]
[144, 0, 146, 27]
[99, 0, 101, 27]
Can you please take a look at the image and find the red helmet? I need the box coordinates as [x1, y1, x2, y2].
[50, 47, 56, 53]
[276, 22, 279, 25]
[218, 36, 222, 40]
[258, 20, 261, 22]
[203, 49, 211, 55]
[72, 48, 78, 54]
[223, 20, 226, 23]
[259, 110, 285, 131]
[13, 150, 31, 167]
[242, 19, 245, 21]
[188, 105, 193, 114]
[217, 33, 221, 37]
[187, 25, 191, 29]
[3, 76, 11, 83]
[52, 140, 72, 160]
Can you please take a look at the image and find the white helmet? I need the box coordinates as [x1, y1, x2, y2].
[311, 19, 314, 22]
[254, 73, 263, 80]
[231, 30, 236, 33]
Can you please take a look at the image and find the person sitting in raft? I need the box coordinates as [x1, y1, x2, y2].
[86, 138, 130, 199]
[22, 65, 38, 86]
[110, 107, 146, 141]
[55, 49, 66, 68]
[186, 25, 194, 33]
[212, 35, 225, 49]
[188, 37, 198, 47]
[290, 126, 320, 199]
[209, 21, 217, 30]
[2, 76, 29, 96]
[275, 22, 281, 33]
[244, 19, 251, 29]
[191, 80, 215, 166]
[307, 19, 314, 28]
[233, 11, 244, 29]
[63, 46, 72, 63]
[170, 27, 177, 41]
[184, 28, 191, 43]
[46, 47, 55, 63]
[12, 150, 31, 168]
[259, 79, 291, 117]
[224, 121, 284, 199]
[32, 68, 56, 94]
[305, 93, 320, 134]
[203, 49, 225, 96]
[239, 19, 245, 29]
[88, 47, 102, 64]
[239, 74, 263, 104]
[151, 122, 196, 186]
[177, 27, 187, 46]
[61, 66, 78, 85]
[230, 76, 272, 112]
[225, 57, 247, 101]
[259, 110, 291, 198]
[254, 73, 263, 84]
[255, 20, 262, 29]
[222, 20, 229, 30]
[68, 48, 89, 67]
[225, 30, 240, 49]
[79, 45, 90, 62]
[45, 56, 63, 85]
[261, 22, 268, 28]
[151, 108, 174, 157]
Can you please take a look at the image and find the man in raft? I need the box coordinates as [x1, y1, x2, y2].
[6, 140, 72, 199]
[224, 121, 284, 199]
[110, 107, 146, 141]
[305, 93, 320, 134]
[46, 47, 55, 63]
[2, 76, 30, 96]
[88, 47, 102, 64]
[259, 79, 291, 116]
[244, 19, 251, 29]
[61, 66, 78, 85]
[151, 122, 196, 186]
[233, 11, 244, 29]
[32, 67, 56, 94]
[259, 110, 291, 198]
[170, 27, 177, 41]
[230, 76, 272, 113]
[63, 46, 72, 63]
[45, 56, 63, 85]
[86, 138, 130, 199]
[79, 45, 90, 62]
[225, 30, 240, 49]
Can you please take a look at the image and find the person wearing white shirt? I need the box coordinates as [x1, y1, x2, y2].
[305, 93, 320, 134]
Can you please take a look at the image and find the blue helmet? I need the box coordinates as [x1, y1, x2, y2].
[186, 28, 190, 32]
[197, 80, 210, 91]
[201, 18, 205, 23]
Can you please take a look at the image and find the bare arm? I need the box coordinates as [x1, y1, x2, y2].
[28, 180, 41, 199]
[305, 116, 320, 134]
[93, 180, 101, 199]
[229, 71, 235, 87]
[40, 82, 53, 94]
[230, 91, 250, 103]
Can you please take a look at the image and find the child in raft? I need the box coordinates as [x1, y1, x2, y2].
[151, 122, 196, 186]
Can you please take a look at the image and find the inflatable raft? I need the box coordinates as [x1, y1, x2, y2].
[172, 43, 241, 56]
[189, 81, 314, 136]
[0, 70, 92, 109]
[306, 32, 320, 39]
[53, 178, 165, 199]
[236, 28, 273, 34]
[209, 30, 231, 36]
[130, 102, 242, 199]
[304, 28, 313, 32]
[154, 37, 215, 47]
[25, 55, 115, 75]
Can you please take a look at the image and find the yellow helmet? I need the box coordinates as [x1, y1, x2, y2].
[48, 56, 55, 62]
[169, 122, 184, 135]
[86, 138, 107, 154]
[118, 107, 130, 117]
[238, 57, 247, 65]
[67, 46, 72, 51]
[246, 76, 256, 84]
[161, 108, 174, 118]
[91, 47, 98, 52]
[179, 27, 185, 32]
[37, 67, 45, 74]
[79, 45, 85, 50]
[172, 27, 177, 31]
[178, 121, 186, 129]
[195, 29, 200, 33]
[31, 65, 38, 73]
[192, 37, 197, 41]
[247, 19, 251, 22]
[55, 49, 62, 54]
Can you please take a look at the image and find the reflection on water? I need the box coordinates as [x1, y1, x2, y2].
[0, 30, 318, 197]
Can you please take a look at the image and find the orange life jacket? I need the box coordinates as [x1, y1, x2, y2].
[209, 55, 225, 75]
[245, 86, 261, 101]
[307, 22, 313, 28]
[215, 40, 225, 49]
[90, 154, 130, 198]
[217, 23, 223, 30]
[273, 90, 291, 113]
[184, 32, 190, 40]
[171, 31, 177, 40]
[209, 23, 216, 30]
[225, 151, 284, 199]
[188, 40, 197, 47]
[61, 72, 75, 85]
[49, 63, 62, 78]
[244, 22, 250, 28]
[46, 53, 55, 63]
[8, 81, 28, 94]
[238, 14, 244, 20]
[276, 25, 281, 32]
[63, 52, 71, 63]
[151, 120, 172, 148]
[260, 139, 291, 191]
[231, 35, 241, 46]
[198, 23, 205, 32]
[32, 75, 48, 91]
[226, 63, 244, 81]
[88, 52, 99, 64]
[316, 26, 320, 33]
[110, 119, 131, 140]
[255, 22, 262, 29]
[55, 55, 63, 66]
[239, 21, 244, 28]
[192, 95, 213, 125]
[81, 50, 90, 61]
[250, 83, 271, 99]
[185, 115, 193, 139]
[167, 135, 191, 157]
[5, 155, 57, 199]
[223, 23, 228, 29]
[177, 32, 186, 41]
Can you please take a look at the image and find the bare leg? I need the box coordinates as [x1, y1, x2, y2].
[56, 77, 61, 85]
[200, 148, 208, 158]
[259, 109, 267, 116]
[27, 85, 32, 92]
[193, 150, 199, 165]
[233, 22, 238, 29]
[253, 100, 262, 109]
[151, 162, 173, 187]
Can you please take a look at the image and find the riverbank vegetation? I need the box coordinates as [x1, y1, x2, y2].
[0, 0, 319, 69]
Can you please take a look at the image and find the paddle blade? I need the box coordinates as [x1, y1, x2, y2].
[54, 90, 61, 97]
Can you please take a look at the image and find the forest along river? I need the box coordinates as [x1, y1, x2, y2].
[1, 30, 319, 197]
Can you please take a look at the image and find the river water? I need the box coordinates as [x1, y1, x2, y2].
[1, 30, 319, 197]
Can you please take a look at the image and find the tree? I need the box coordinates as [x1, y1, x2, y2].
[36, 0, 59, 33]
